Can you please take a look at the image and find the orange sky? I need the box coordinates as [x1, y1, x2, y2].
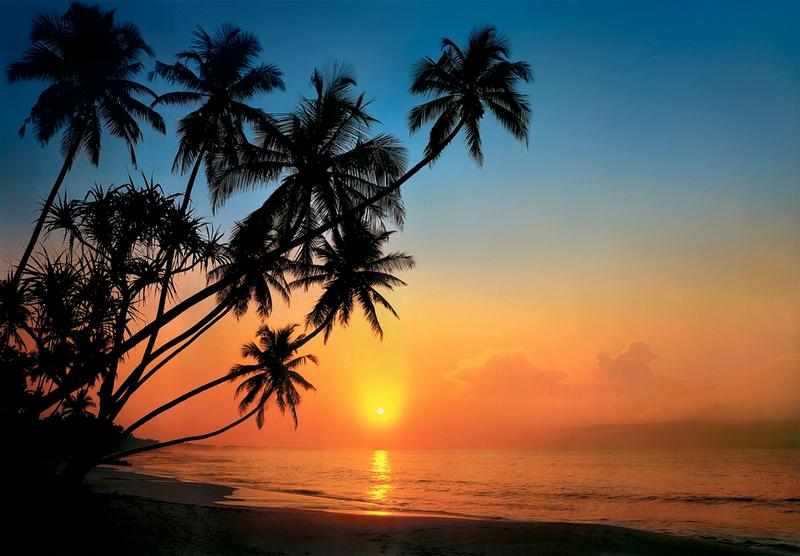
[116, 210, 800, 448]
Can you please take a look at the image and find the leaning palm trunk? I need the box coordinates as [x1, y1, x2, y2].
[12, 142, 80, 283]
[120, 314, 332, 439]
[121, 364, 257, 438]
[102, 405, 260, 464]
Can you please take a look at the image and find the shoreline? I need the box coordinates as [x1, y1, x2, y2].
[91, 466, 494, 520]
[82, 466, 798, 555]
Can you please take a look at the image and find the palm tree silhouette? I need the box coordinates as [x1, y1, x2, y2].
[61, 389, 95, 419]
[152, 24, 284, 207]
[14, 179, 225, 416]
[102, 324, 316, 461]
[409, 25, 532, 164]
[206, 27, 531, 281]
[232, 324, 316, 428]
[7, 3, 165, 282]
[211, 65, 407, 264]
[294, 222, 415, 342]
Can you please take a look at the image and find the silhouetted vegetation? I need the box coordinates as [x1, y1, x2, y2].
[1, 2, 532, 490]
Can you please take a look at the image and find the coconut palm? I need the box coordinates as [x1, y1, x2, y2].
[151, 24, 285, 207]
[210, 65, 407, 265]
[61, 389, 95, 419]
[101, 324, 316, 462]
[111, 221, 411, 440]
[210, 224, 294, 319]
[7, 3, 165, 282]
[231, 324, 316, 428]
[293, 221, 415, 342]
[409, 25, 532, 165]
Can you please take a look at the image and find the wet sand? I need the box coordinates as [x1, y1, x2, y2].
[72, 467, 799, 555]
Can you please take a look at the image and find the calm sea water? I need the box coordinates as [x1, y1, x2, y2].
[126, 446, 800, 546]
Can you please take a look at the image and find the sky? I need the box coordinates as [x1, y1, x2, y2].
[1, 0, 798, 448]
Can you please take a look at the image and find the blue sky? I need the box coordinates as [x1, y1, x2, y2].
[2, 1, 797, 258]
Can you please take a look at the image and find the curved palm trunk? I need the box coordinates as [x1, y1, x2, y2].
[295, 310, 337, 347]
[103, 405, 260, 463]
[121, 363, 258, 438]
[111, 296, 232, 413]
[133, 304, 233, 391]
[106, 306, 232, 423]
[298, 321, 327, 345]
[12, 143, 80, 283]
[113, 272, 231, 358]
[121, 315, 332, 438]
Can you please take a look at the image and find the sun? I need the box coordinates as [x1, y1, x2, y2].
[376, 407, 385, 416]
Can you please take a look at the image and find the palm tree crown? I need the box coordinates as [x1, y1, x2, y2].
[152, 24, 285, 181]
[8, 2, 165, 166]
[211, 66, 407, 260]
[409, 25, 532, 165]
[231, 324, 317, 428]
[61, 389, 96, 419]
[293, 222, 415, 341]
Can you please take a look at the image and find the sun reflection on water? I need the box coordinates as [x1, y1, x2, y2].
[368, 449, 392, 502]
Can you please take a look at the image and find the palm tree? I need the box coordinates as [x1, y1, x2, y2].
[232, 324, 316, 428]
[294, 222, 415, 342]
[210, 65, 407, 265]
[7, 3, 165, 282]
[151, 24, 285, 208]
[101, 324, 315, 461]
[61, 389, 95, 419]
[134, 24, 286, 386]
[409, 25, 532, 164]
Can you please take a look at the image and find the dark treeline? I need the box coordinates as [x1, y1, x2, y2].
[0, 2, 532, 491]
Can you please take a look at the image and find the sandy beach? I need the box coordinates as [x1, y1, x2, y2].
[42, 466, 790, 556]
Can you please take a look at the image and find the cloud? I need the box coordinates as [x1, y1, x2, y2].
[775, 353, 800, 363]
[448, 351, 568, 399]
[440, 341, 800, 439]
[595, 342, 684, 395]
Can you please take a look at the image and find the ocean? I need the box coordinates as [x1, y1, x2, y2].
[125, 446, 800, 546]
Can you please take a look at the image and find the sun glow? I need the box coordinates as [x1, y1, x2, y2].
[352, 357, 407, 427]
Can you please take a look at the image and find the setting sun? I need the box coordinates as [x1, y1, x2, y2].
[376, 407, 385, 416]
